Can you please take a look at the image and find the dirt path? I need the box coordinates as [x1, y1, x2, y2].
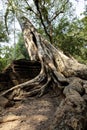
[0, 92, 61, 130]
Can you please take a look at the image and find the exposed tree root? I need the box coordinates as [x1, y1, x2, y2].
[0, 60, 68, 100]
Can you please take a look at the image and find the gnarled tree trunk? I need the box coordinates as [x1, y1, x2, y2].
[1, 13, 87, 130]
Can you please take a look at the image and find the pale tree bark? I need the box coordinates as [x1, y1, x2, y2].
[1, 12, 87, 130]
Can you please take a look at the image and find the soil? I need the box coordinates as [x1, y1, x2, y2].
[0, 92, 62, 130]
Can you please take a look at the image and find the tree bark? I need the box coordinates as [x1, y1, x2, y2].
[1, 13, 87, 130]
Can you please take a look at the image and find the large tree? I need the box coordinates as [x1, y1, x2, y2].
[1, 0, 87, 129]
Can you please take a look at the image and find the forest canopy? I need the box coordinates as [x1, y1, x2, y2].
[0, 0, 87, 71]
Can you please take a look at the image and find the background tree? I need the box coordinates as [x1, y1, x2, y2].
[0, 18, 8, 42]
[0, 14, 9, 71]
[54, 17, 87, 62]
[15, 33, 29, 59]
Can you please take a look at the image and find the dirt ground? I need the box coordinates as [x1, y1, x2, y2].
[0, 92, 62, 130]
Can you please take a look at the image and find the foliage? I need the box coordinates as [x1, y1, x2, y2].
[53, 14, 87, 64]
[0, 58, 6, 72]
[0, 0, 87, 69]
[15, 33, 29, 59]
[0, 17, 9, 71]
[0, 46, 14, 72]
[0, 18, 8, 42]
[4, 0, 73, 43]
[0, 33, 29, 72]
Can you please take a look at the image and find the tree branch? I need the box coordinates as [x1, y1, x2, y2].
[24, 0, 39, 17]
[33, 0, 53, 44]
[50, 0, 69, 22]
[51, 11, 64, 22]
